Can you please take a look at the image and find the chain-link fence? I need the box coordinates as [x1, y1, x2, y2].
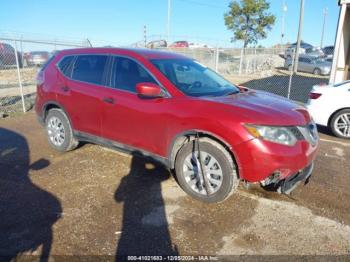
[160, 46, 330, 103]
[0, 36, 330, 117]
[0, 37, 88, 116]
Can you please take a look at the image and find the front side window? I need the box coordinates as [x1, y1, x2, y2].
[72, 55, 108, 85]
[151, 59, 239, 97]
[111, 57, 157, 92]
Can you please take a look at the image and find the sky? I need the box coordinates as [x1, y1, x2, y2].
[0, 0, 341, 48]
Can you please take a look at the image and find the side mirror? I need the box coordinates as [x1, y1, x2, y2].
[136, 82, 164, 98]
[237, 85, 249, 92]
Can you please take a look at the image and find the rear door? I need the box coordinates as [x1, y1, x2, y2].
[303, 58, 315, 73]
[298, 57, 308, 72]
[56, 54, 109, 136]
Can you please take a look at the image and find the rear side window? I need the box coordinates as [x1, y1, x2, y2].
[72, 55, 108, 85]
[57, 55, 74, 77]
[111, 57, 157, 92]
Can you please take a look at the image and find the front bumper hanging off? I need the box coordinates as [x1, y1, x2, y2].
[277, 163, 314, 195]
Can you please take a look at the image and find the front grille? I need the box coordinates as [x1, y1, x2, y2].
[289, 127, 304, 140]
[296, 122, 319, 146]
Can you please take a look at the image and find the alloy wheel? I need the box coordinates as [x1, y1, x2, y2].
[334, 113, 350, 138]
[47, 116, 66, 146]
[182, 151, 223, 195]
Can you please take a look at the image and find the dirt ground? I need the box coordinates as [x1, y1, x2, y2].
[0, 112, 350, 260]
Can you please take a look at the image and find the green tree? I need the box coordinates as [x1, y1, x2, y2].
[224, 0, 276, 48]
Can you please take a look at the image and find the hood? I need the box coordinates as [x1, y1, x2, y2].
[204, 90, 311, 126]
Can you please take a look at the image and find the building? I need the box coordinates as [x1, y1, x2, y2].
[330, 0, 350, 84]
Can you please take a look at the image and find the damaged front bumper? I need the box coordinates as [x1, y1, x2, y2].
[261, 162, 314, 195]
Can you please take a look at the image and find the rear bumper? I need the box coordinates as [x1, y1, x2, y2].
[306, 102, 329, 127]
[233, 138, 319, 183]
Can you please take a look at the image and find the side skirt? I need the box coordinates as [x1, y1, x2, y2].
[73, 131, 170, 168]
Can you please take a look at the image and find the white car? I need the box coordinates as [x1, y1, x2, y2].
[306, 80, 350, 139]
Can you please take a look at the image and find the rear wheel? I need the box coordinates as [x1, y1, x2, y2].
[313, 68, 321, 75]
[174, 137, 238, 203]
[330, 109, 350, 139]
[45, 108, 79, 151]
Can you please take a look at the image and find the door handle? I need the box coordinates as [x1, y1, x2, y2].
[103, 97, 115, 104]
[60, 86, 70, 92]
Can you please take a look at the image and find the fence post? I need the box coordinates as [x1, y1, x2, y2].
[13, 40, 26, 113]
[287, 49, 295, 99]
[253, 48, 257, 73]
[239, 48, 244, 75]
[214, 46, 219, 73]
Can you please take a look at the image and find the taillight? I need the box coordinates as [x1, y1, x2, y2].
[36, 71, 45, 85]
[309, 92, 322, 99]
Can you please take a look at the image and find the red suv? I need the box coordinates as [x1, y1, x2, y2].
[35, 48, 319, 203]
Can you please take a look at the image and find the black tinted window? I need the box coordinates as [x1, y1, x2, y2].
[72, 55, 108, 85]
[112, 57, 156, 92]
[58, 56, 74, 76]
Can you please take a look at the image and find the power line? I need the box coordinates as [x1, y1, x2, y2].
[175, 0, 227, 9]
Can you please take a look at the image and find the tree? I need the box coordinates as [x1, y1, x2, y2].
[224, 0, 276, 48]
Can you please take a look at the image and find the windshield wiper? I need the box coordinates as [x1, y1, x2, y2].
[224, 91, 239, 96]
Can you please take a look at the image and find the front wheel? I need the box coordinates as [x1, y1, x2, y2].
[330, 109, 350, 139]
[174, 138, 238, 203]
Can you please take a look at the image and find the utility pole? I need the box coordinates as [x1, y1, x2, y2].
[320, 7, 328, 48]
[144, 25, 147, 47]
[167, 0, 171, 46]
[293, 0, 305, 73]
[281, 0, 287, 45]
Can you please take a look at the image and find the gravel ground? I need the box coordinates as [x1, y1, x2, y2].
[0, 112, 349, 260]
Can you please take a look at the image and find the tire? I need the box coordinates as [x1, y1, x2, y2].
[174, 137, 239, 203]
[313, 68, 321, 75]
[45, 108, 79, 151]
[330, 109, 350, 139]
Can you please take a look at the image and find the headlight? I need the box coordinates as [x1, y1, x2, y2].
[245, 124, 298, 146]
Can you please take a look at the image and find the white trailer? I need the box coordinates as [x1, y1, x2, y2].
[330, 0, 350, 84]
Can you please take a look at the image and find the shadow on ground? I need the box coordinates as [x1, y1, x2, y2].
[241, 72, 328, 103]
[0, 128, 61, 262]
[115, 152, 178, 258]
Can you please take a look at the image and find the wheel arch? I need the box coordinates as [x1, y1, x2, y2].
[42, 101, 73, 127]
[168, 130, 239, 175]
[327, 107, 350, 127]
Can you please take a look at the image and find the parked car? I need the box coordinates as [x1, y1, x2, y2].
[284, 42, 324, 59]
[35, 48, 319, 202]
[322, 46, 334, 58]
[307, 80, 350, 139]
[284, 55, 331, 75]
[169, 41, 189, 48]
[0, 42, 23, 68]
[24, 51, 50, 66]
[188, 42, 212, 49]
[146, 40, 167, 49]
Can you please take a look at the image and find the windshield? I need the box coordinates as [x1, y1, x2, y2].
[334, 80, 350, 87]
[150, 59, 240, 97]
